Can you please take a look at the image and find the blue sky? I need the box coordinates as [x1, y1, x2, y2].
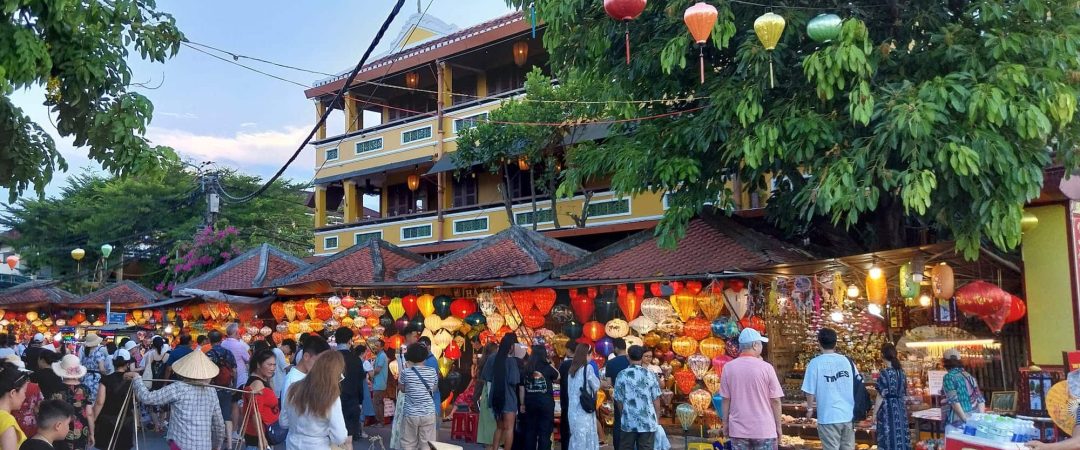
[4, 0, 512, 202]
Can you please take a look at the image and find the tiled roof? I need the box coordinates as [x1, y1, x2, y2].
[0, 280, 75, 306]
[71, 280, 160, 307]
[273, 239, 426, 286]
[553, 215, 811, 281]
[178, 244, 308, 292]
[397, 227, 588, 283]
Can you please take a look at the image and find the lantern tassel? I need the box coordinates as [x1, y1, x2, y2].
[530, 2, 536, 38]
[769, 57, 775, 88]
[698, 45, 705, 84]
[624, 21, 631, 65]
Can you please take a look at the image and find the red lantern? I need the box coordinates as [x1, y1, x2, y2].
[1005, 295, 1027, 324]
[315, 303, 333, 321]
[385, 335, 404, 350]
[523, 312, 546, 329]
[712, 355, 731, 376]
[340, 295, 357, 309]
[728, 279, 746, 292]
[603, 0, 647, 64]
[512, 290, 535, 314]
[401, 295, 419, 318]
[572, 294, 595, 323]
[445, 341, 462, 360]
[584, 321, 605, 342]
[634, 283, 646, 299]
[650, 283, 663, 297]
[270, 303, 285, 322]
[955, 280, 1011, 333]
[683, 318, 711, 341]
[674, 369, 697, 395]
[683, 2, 719, 84]
[618, 292, 642, 321]
[534, 289, 556, 315]
[738, 316, 766, 333]
[451, 298, 477, 319]
[684, 280, 703, 295]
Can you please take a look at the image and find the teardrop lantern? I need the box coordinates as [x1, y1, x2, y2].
[932, 263, 955, 299]
[866, 270, 887, 306]
[683, 2, 719, 84]
[806, 13, 842, 43]
[753, 12, 786, 88]
[603, 0, 648, 64]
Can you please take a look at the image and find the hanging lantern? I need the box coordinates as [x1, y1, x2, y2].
[683, 318, 711, 341]
[583, 321, 606, 341]
[676, 403, 699, 429]
[697, 293, 723, 321]
[486, 314, 505, 332]
[4, 255, 17, 270]
[571, 294, 595, 323]
[683, 2, 719, 84]
[551, 334, 570, 356]
[687, 353, 711, 379]
[955, 280, 1011, 332]
[534, 289, 556, 314]
[899, 262, 919, 299]
[672, 336, 699, 357]
[550, 304, 574, 325]
[595, 295, 619, 323]
[657, 317, 684, 335]
[424, 314, 442, 332]
[689, 389, 712, 414]
[603, 0, 648, 64]
[445, 341, 462, 360]
[629, 316, 656, 335]
[605, 319, 630, 338]
[595, 336, 615, 356]
[401, 295, 419, 318]
[1005, 295, 1027, 324]
[433, 295, 452, 319]
[703, 372, 721, 394]
[71, 248, 85, 261]
[478, 292, 498, 315]
[806, 13, 842, 43]
[866, 271, 887, 305]
[753, 12, 786, 88]
[932, 263, 955, 299]
[270, 303, 285, 322]
[340, 295, 357, 308]
[512, 40, 530, 67]
[618, 291, 642, 321]
[404, 72, 420, 89]
[450, 298, 477, 319]
[723, 287, 749, 319]
[670, 289, 699, 322]
[699, 337, 726, 359]
[712, 355, 731, 376]
[641, 297, 675, 322]
[441, 316, 463, 332]
[416, 294, 435, 317]
[674, 370, 697, 395]
[407, 172, 420, 192]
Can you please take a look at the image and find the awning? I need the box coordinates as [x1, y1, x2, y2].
[314, 156, 434, 185]
[427, 124, 610, 175]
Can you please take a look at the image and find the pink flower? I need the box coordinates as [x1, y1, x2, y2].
[159, 256, 169, 265]
[220, 252, 231, 259]
[155, 283, 164, 292]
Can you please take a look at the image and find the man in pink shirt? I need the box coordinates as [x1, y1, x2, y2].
[719, 328, 784, 450]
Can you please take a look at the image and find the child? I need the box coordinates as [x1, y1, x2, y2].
[20, 400, 73, 450]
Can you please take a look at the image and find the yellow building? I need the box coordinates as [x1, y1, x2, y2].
[304, 12, 762, 257]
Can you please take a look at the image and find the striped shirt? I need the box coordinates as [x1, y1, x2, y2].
[399, 365, 437, 417]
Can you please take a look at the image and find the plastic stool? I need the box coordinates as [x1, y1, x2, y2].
[450, 411, 478, 442]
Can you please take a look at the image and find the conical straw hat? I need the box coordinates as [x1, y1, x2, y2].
[171, 349, 220, 381]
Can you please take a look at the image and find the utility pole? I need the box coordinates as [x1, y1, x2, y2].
[199, 174, 221, 228]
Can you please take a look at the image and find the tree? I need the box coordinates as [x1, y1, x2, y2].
[0, 161, 313, 290]
[0, 0, 184, 202]
[510, 0, 1080, 258]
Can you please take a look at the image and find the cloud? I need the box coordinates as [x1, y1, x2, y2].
[147, 125, 314, 179]
[158, 112, 199, 119]
[240, 122, 258, 128]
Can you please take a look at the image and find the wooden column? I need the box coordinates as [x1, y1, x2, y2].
[314, 185, 328, 228]
[344, 95, 361, 132]
[315, 101, 327, 140]
[343, 180, 360, 223]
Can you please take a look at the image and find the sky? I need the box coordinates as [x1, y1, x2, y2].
[2, 0, 513, 204]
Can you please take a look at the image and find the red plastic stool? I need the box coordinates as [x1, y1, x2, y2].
[451, 411, 478, 442]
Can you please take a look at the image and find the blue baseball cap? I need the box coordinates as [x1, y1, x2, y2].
[738, 328, 769, 344]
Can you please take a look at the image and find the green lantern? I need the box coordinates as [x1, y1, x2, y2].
[806, 13, 842, 43]
[100, 244, 113, 258]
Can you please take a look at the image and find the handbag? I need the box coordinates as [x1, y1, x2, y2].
[578, 369, 596, 414]
[847, 357, 871, 421]
[247, 380, 287, 447]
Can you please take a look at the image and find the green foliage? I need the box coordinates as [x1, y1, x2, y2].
[0, 0, 184, 202]
[509, 0, 1080, 258]
[0, 161, 313, 288]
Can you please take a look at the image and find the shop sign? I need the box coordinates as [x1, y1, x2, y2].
[1065, 350, 1080, 372]
[107, 312, 127, 324]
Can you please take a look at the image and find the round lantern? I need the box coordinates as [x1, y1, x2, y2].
[712, 355, 732, 376]
[595, 337, 615, 357]
[703, 372, 721, 394]
[603, 0, 648, 64]
[433, 295, 452, 319]
[401, 295, 419, 318]
[753, 12, 786, 88]
[340, 295, 356, 308]
[595, 295, 619, 323]
[806, 13, 842, 43]
[450, 298, 476, 319]
[865, 270, 887, 306]
[464, 312, 486, 327]
[4, 255, 17, 270]
[618, 291, 642, 321]
[415, 294, 434, 317]
[387, 297, 405, 320]
[683, 318, 711, 341]
[955, 280, 1011, 332]
[1005, 295, 1027, 324]
[624, 335, 643, 348]
[738, 316, 766, 333]
[583, 321, 606, 342]
[674, 369, 697, 395]
[642, 297, 676, 322]
[687, 353, 711, 379]
[605, 319, 630, 338]
[424, 314, 443, 331]
[657, 317, 684, 335]
[672, 336, 699, 357]
[550, 304, 574, 325]
[683, 2, 719, 84]
[932, 263, 955, 299]
[629, 316, 656, 335]
[670, 289, 699, 322]
[445, 341, 462, 360]
[572, 294, 596, 323]
[699, 337, 726, 359]
[327, 295, 342, 308]
[654, 335, 672, 353]
[563, 321, 583, 340]
[315, 303, 333, 321]
[689, 388, 712, 414]
[478, 292, 498, 316]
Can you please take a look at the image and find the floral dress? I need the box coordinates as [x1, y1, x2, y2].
[52, 383, 91, 450]
[875, 368, 910, 450]
[80, 346, 108, 401]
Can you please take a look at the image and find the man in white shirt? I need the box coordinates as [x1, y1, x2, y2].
[280, 336, 330, 409]
[802, 328, 857, 450]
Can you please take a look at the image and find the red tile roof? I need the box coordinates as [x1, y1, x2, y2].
[553, 216, 810, 281]
[178, 244, 308, 292]
[397, 227, 588, 283]
[273, 239, 426, 286]
[0, 280, 75, 307]
[72, 280, 160, 307]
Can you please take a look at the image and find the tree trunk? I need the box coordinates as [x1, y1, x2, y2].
[568, 191, 594, 228]
[529, 167, 538, 231]
[499, 166, 516, 226]
[549, 176, 561, 229]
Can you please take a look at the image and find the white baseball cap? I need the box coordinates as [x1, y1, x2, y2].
[738, 328, 769, 344]
[944, 348, 961, 360]
[122, 341, 138, 351]
[32, 333, 44, 343]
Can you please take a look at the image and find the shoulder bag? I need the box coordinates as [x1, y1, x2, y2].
[578, 369, 596, 414]
[846, 357, 871, 421]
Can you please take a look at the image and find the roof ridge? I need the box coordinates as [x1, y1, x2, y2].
[550, 227, 655, 278]
[509, 227, 553, 271]
[178, 243, 306, 291]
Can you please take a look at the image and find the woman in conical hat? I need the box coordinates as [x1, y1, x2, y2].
[123, 351, 226, 450]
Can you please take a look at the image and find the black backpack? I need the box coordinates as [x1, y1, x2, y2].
[847, 357, 871, 421]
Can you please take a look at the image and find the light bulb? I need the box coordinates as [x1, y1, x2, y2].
[164, 325, 174, 335]
[869, 266, 883, 279]
[830, 310, 844, 322]
[918, 294, 932, 307]
[867, 304, 882, 317]
[846, 285, 860, 298]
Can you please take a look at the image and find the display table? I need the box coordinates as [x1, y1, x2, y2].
[913, 408, 944, 438]
[944, 431, 1026, 450]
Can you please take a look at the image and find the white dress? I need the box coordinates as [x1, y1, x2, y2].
[567, 367, 599, 450]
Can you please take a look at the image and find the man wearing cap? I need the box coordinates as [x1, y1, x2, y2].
[125, 350, 225, 450]
[22, 333, 45, 369]
[719, 328, 784, 450]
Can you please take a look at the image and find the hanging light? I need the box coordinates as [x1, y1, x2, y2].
[517, 155, 530, 171]
[71, 248, 85, 261]
[867, 303, 882, 318]
[918, 293, 933, 308]
[753, 12, 786, 88]
[830, 310, 844, 323]
[868, 265, 883, 279]
[512, 41, 530, 67]
[407, 166, 420, 192]
[683, 2, 718, 84]
[603, 0, 648, 64]
[100, 244, 113, 258]
[846, 284, 859, 298]
[404, 72, 420, 89]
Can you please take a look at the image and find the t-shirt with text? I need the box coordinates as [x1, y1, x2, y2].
[801, 352, 857, 424]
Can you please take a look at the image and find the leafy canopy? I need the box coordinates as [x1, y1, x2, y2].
[0, 0, 184, 202]
[510, 0, 1080, 258]
[1, 161, 313, 289]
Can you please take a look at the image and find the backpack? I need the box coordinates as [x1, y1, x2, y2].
[207, 347, 236, 387]
[847, 357, 871, 421]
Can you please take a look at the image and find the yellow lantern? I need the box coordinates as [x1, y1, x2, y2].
[696, 293, 723, 321]
[932, 263, 955, 299]
[669, 289, 699, 322]
[672, 336, 699, 357]
[404, 72, 419, 89]
[424, 314, 442, 331]
[303, 299, 320, 321]
[512, 40, 529, 67]
[387, 297, 405, 320]
[283, 302, 297, 321]
[441, 316, 463, 332]
[753, 12, 786, 88]
[866, 271, 887, 305]
[25, 311, 38, 321]
[657, 318, 684, 335]
[407, 173, 420, 192]
[70, 248, 85, 261]
[699, 337, 726, 359]
[689, 389, 712, 415]
[486, 314, 505, 332]
[433, 330, 453, 351]
[417, 294, 435, 317]
[703, 372, 721, 394]
[437, 355, 453, 377]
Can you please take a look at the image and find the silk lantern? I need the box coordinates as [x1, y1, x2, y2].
[866, 270, 887, 305]
[464, 312, 485, 327]
[445, 341, 462, 360]
[534, 289, 556, 315]
[618, 291, 641, 321]
[603, 0, 647, 64]
[724, 287, 749, 319]
[416, 294, 435, 317]
[437, 356, 453, 377]
[563, 321, 583, 340]
[642, 297, 676, 322]
[699, 337, 726, 359]
[486, 314, 505, 332]
[270, 303, 285, 322]
[595, 337, 615, 357]
[624, 335, 643, 348]
[512, 290, 535, 314]
[899, 262, 919, 299]
[932, 263, 955, 299]
[683, 318, 711, 341]
[388, 297, 405, 320]
[643, 332, 661, 348]
[712, 355, 732, 376]
[478, 292, 498, 316]
[657, 317, 684, 335]
[670, 289, 699, 322]
[595, 295, 619, 323]
[689, 389, 712, 414]
[703, 372, 721, 394]
[630, 316, 656, 335]
[955, 280, 1011, 332]
[552, 334, 571, 356]
[341, 295, 357, 308]
[697, 293, 723, 321]
[674, 369, 697, 395]
[738, 316, 766, 333]
[683, 2, 719, 84]
[571, 295, 595, 323]
[605, 319, 630, 338]
[654, 335, 672, 353]
[523, 312, 545, 329]
[687, 353, 711, 379]
[550, 304, 574, 325]
[450, 298, 476, 319]
[433, 295, 452, 319]
[676, 403, 698, 430]
[4, 255, 17, 270]
[584, 321, 606, 342]
[424, 314, 443, 331]
[806, 13, 842, 43]
[753, 12, 786, 88]
[401, 295, 419, 318]
[1005, 295, 1027, 324]
[672, 336, 699, 357]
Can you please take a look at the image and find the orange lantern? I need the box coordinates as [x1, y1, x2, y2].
[523, 312, 545, 329]
[643, 332, 661, 348]
[683, 318, 711, 341]
[315, 303, 333, 321]
[294, 302, 308, 321]
[672, 336, 699, 357]
[674, 369, 697, 395]
[689, 388, 712, 414]
[866, 272, 887, 305]
[699, 337, 726, 359]
[932, 263, 955, 299]
[738, 315, 766, 333]
[618, 291, 642, 321]
[697, 293, 723, 321]
[512, 290, 535, 314]
[417, 294, 435, 317]
[385, 335, 404, 350]
[655, 336, 672, 353]
[670, 289, 699, 322]
[684, 2, 719, 84]
[584, 321, 605, 342]
[534, 288, 556, 315]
